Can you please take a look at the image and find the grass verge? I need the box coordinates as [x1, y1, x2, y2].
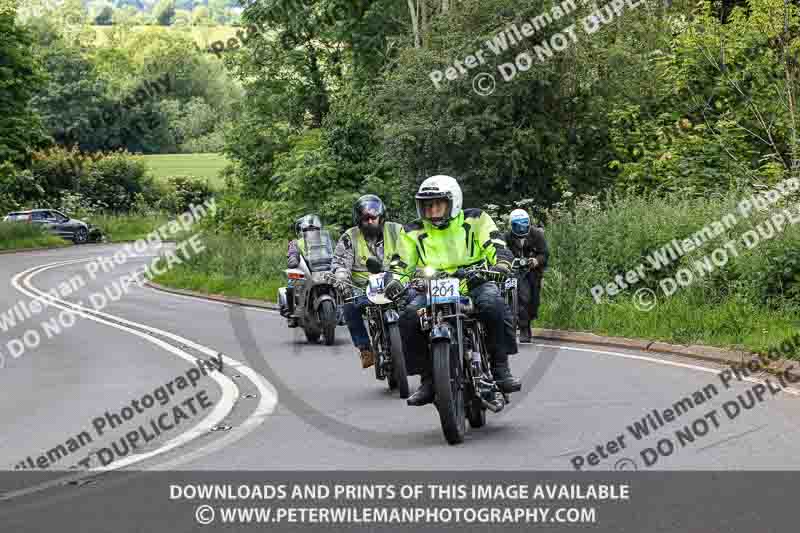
[151, 232, 285, 302]
[0, 222, 70, 251]
[89, 214, 169, 243]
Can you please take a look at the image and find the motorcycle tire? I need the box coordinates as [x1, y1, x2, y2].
[433, 341, 466, 445]
[320, 300, 337, 346]
[388, 323, 409, 399]
[467, 399, 486, 428]
[304, 327, 321, 344]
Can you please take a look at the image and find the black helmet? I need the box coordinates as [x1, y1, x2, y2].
[295, 214, 322, 239]
[353, 195, 385, 239]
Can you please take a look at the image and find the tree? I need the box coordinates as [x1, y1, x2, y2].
[94, 6, 113, 25]
[0, 4, 48, 166]
[154, 0, 176, 26]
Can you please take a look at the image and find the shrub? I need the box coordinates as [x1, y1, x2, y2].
[80, 152, 154, 212]
[27, 147, 157, 213]
[158, 175, 214, 214]
[0, 162, 45, 207]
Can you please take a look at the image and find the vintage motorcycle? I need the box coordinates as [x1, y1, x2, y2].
[333, 257, 410, 398]
[277, 229, 339, 345]
[501, 257, 532, 335]
[413, 262, 521, 445]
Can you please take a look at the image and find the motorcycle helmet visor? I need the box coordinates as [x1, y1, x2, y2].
[416, 195, 452, 226]
[511, 218, 530, 236]
[358, 197, 384, 223]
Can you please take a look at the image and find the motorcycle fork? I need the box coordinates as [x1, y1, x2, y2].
[471, 323, 509, 408]
[368, 307, 387, 374]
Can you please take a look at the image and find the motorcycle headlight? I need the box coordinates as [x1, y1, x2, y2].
[423, 266, 436, 278]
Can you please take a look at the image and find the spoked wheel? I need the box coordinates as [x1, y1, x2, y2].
[506, 286, 519, 336]
[388, 323, 409, 399]
[467, 399, 486, 428]
[320, 300, 337, 346]
[512, 287, 519, 335]
[375, 351, 385, 381]
[432, 341, 465, 445]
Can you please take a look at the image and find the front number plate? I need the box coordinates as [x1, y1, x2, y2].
[431, 278, 459, 303]
[367, 273, 385, 296]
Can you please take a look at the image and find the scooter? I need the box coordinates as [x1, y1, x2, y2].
[277, 230, 339, 345]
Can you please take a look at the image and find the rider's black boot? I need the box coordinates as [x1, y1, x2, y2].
[519, 324, 532, 344]
[407, 371, 434, 406]
[493, 354, 521, 393]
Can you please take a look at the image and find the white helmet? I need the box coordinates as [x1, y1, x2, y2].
[509, 208, 530, 236]
[415, 175, 463, 228]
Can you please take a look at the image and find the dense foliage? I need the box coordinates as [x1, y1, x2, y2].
[208, 0, 799, 237]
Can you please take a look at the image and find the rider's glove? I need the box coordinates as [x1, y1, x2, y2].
[528, 258, 539, 270]
[490, 263, 510, 275]
[384, 278, 406, 302]
[332, 271, 350, 294]
[465, 270, 487, 291]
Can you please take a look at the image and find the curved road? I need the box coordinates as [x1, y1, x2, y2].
[1, 244, 800, 529]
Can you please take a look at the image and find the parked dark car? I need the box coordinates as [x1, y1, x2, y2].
[3, 209, 103, 244]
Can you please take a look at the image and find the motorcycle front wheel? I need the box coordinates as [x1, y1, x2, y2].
[433, 341, 465, 445]
[388, 323, 409, 399]
[320, 300, 337, 346]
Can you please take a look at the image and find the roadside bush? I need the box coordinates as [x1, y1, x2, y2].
[203, 193, 280, 240]
[559, 190, 800, 310]
[0, 162, 45, 208]
[29, 147, 90, 198]
[158, 175, 214, 213]
[26, 147, 158, 213]
[82, 151, 154, 212]
[57, 192, 106, 220]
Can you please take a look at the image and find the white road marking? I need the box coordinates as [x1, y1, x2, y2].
[533, 343, 800, 396]
[1, 256, 277, 501]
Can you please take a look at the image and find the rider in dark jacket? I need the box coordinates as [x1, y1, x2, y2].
[504, 209, 548, 343]
[282, 215, 323, 325]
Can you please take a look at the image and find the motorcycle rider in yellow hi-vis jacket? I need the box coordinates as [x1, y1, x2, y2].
[396, 175, 521, 406]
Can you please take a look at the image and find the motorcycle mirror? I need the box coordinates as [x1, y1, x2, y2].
[366, 256, 382, 274]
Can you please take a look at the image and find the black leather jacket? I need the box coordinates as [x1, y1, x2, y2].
[503, 226, 548, 274]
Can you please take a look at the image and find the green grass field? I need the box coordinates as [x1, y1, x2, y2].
[91, 25, 239, 50]
[140, 153, 230, 188]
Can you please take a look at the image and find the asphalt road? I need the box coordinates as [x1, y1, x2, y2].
[1, 244, 800, 531]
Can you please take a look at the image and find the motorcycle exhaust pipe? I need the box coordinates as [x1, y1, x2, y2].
[481, 395, 505, 413]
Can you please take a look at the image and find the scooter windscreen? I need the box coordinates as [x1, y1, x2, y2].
[302, 229, 334, 272]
